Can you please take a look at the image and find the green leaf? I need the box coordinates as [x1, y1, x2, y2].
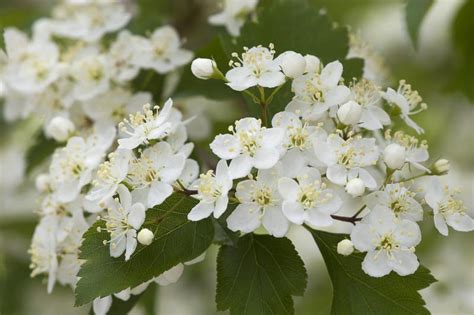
[132, 69, 165, 102]
[174, 37, 239, 100]
[405, 0, 434, 49]
[220, 0, 363, 115]
[309, 229, 437, 315]
[216, 234, 307, 315]
[25, 131, 62, 175]
[75, 193, 214, 306]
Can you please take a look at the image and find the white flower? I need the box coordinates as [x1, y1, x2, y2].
[432, 158, 450, 175]
[118, 99, 175, 150]
[383, 143, 406, 170]
[351, 206, 421, 277]
[45, 116, 75, 142]
[155, 263, 185, 286]
[2, 28, 60, 94]
[304, 54, 321, 73]
[225, 45, 285, 91]
[382, 80, 427, 134]
[93, 281, 149, 315]
[187, 160, 233, 221]
[227, 166, 289, 237]
[107, 31, 148, 83]
[314, 134, 379, 189]
[137, 228, 154, 246]
[424, 178, 473, 236]
[349, 79, 390, 130]
[70, 48, 110, 101]
[49, 128, 115, 203]
[364, 183, 423, 222]
[104, 185, 146, 261]
[345, 178, 365, 197]
[210, 117, 284, 179]
[279, 51, 306, 79]
[87, 149, 132, 205]
[337, 100, 362, 125]
[191, 58, 218, 80]
[208, 0, 258, 36]
[82, 87, 152, 126]
[36, 173, 51, 193]
[134, 26, 193, 74]
[126, 142, 185, 208]
[286, 61, 350, 120]
[337, 239, 354, 256]
[385, 131, 429, 172]
[271, 111, 327, 177]
[278, 167, 342, 227]
[50, 2, 131, 42]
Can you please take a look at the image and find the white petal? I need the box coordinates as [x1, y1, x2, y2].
[110, 234, 126, 258]
[210, 134, 241, 160]
[262, 206, 289, 237]
[114, 288, 131, 301]
[258, 71, 286, 88]
[278, 178, 299, 202]
[229, 155, 253, 179]
[148, 181, 173, 208]
[260, 127, 284, 148]
[187, 202, 214, 221]
[214, 195, 229, 218]
[304, 209, 333, 227]
[282, 201, 305, 224]
[434, 213, 449, 236]
[125, 230, 137, 261]
[393, 220, 421, 247]
[128, 203, 146, 230]
[326, 165, 347, 185]
[362, 250, 391, 277]
[321, 61, 343, 88]
[226, 204, 261, 233]
[446, 212, 474, 232]
[118, 135, 143, 150]
[93, 296, 113, 315]
[350, 222, 375, 252]
[389, 251, 419, 276]
[253, 147, 280, 169]
[324, 85, 350, 107]
[155, 264, 184, 286]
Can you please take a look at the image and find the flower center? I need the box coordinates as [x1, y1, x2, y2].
[253, 186, 273, 207]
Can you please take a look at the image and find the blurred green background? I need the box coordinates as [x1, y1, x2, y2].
[0, 0, 473, 314]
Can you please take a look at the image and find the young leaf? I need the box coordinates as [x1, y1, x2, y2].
[309, 229, 437, 315]
[405, 0, 434, 49]
[216, 234, 307, 315]
[75, 193, 214, 306]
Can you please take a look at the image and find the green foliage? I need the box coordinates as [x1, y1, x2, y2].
[75, 193, 214, 306]
[220, 0, 363, 116]
[451, 0, 474, 101]
[405, 0, 434, 49]
[25, 131, 62, 175]
[132, 69, 166, 102]
[216, 234, 307, 315]
[309, 229, 437, 315]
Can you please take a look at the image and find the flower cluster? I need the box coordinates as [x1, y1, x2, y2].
[189, 45, 473, 277]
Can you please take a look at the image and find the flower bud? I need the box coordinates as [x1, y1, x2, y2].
[337, 239, 354, 256]
[345, 178, 365, 197]
[191, 58, 217, 80]
[280, 51, 306, 78]
[383, 143, 406, 170]
[432, 159, 450, 175]
[304, 54, 320, 73]
[337, 101, 362, 125]
[137, 228, 154, 246]
[45, 116, 75, 142]
[35, 173, 50, 192]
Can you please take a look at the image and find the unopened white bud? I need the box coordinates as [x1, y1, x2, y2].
[433, 159, 450, 174]
[345, 178, 365, 197]
[280, 51, 306, 78]
[337, 101, 362, 125]
[45, 116, 75, 142]
[304, 54, 320, 73]
[35, 173, 50, 192]
[337, 239, 354, 256]
[191, 58, 217, 80]
[383, 143, 406, 170]
[137, 228, 154, 245]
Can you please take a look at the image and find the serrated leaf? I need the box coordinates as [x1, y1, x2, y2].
[309, 229, 436, 315]
[75, 193, 214, 306]
[220, 0, 363, 115]
[216, 234, 307, 315]
[405, 0, 434, 49]
[25, 131, 62, 175]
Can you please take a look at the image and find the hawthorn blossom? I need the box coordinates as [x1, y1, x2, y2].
[2, 28, 60, 94]
[103, 185, 146, 261]
[314, 134, 379, 190]
[225, 45, 285, 91]
[210, 117, 284, 179]
[286, 61, 350, 120]
[278, 167, 342, 227]
[208, 0, 258, 36]
[384, 130, 429, 172]
[424, 178, 473, 236]
[364, 183, 423, 222]
[126, 142, 186, 208]
[134, 26, 193, 74]
[118, 99, 175, 150]
[382, 80, 426, 134]
[187, 160, 233, 221]
[351, 206, 421, 277]
[227, 167, 289, 237]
